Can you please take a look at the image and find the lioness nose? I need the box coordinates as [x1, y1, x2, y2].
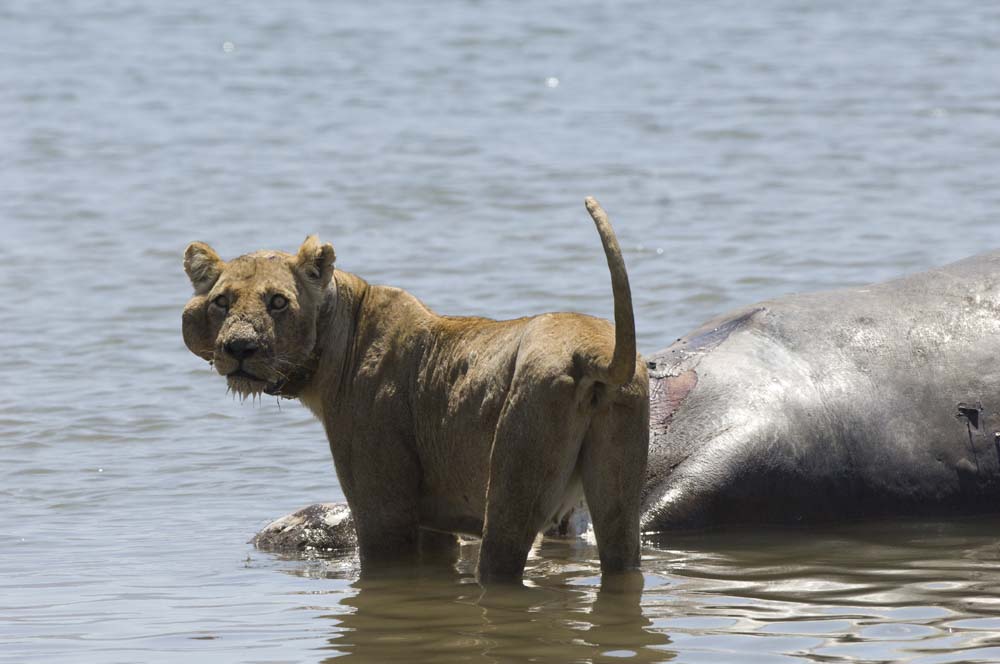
[225, 338, 259, 360]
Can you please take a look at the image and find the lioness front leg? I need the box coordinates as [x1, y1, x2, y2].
[478, 372, 589, 583]
[335, 435, 422, 567]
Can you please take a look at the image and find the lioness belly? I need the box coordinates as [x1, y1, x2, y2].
[412, 343, 514, 536]
[416, 431, 492, 536]
[419, 493, 486, 535]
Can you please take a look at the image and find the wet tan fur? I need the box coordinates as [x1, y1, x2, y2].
[182, 199, 648, 582]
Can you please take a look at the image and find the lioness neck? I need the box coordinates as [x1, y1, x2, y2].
[297, 269, 436, 421]
[297, 269, 368, 419]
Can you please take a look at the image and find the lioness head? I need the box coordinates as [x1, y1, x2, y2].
[181, 236, 336, 400]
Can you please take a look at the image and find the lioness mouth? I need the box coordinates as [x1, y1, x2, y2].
[226, 369, 268, 401]
[227, 368, 262, 381]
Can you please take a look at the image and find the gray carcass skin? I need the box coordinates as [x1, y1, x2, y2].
[256, 251, 1000, 551]
[642, 250, 1000, 531]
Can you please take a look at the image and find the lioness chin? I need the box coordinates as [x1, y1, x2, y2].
[182, 198, 648, 582]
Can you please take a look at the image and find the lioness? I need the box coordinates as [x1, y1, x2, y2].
[182, 198, 648, 582]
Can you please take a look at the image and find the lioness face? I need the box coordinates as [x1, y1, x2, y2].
[182, 236, 336, 399]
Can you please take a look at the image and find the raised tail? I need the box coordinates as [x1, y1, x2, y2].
[585, 196, 637, 385]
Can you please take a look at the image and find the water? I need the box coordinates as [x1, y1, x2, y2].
[4, 1, 1000, 661]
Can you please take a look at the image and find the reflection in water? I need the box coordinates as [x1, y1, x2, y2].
[274, 518, 1000, 663]
[322, 571, 670, 663]
[290, 539, 671, 662]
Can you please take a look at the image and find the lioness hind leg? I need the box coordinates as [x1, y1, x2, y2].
[477, 373, 589, 583]
[580, 393, 649, 573]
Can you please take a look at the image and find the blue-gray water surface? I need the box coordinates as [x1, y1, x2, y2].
[4, 1, 1000, 662]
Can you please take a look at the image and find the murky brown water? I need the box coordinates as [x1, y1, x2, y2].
[5, 1, 1000, 661]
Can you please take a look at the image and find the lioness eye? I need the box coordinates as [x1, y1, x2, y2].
[213, 294, 229, 309]
[270, 294, 288, 310]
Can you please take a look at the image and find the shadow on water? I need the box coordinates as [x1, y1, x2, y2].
[269, 516, 1000, 663]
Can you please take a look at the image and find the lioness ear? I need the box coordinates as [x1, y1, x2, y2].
[295, 235, 336, 285]
[184, 242, 224, 294]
